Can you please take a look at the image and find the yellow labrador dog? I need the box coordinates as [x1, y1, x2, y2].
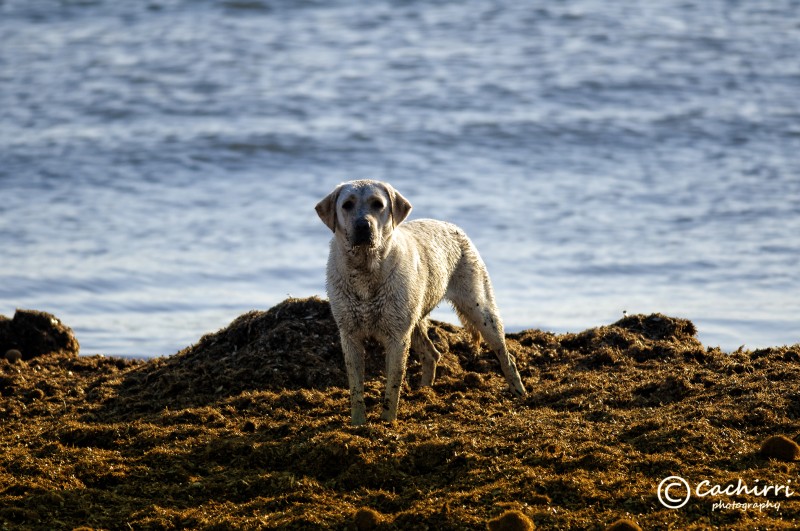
[316, 180, 526, 425]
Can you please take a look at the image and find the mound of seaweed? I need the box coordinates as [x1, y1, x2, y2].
[3, 299, 800, 530]
[509, 312, 706, 367]
[102, 297, 342, 414]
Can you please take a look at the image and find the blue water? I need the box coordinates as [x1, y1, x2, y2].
[1, 0, 799, 357]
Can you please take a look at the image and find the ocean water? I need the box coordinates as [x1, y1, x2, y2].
[1, 0, 798, 357]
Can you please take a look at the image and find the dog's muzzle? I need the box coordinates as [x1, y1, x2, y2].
[352, 218, 372, 246]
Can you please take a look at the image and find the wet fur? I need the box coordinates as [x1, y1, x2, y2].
[316, 179, 527, 425]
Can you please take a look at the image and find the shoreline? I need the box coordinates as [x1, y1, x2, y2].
[2, 297, 799, 529]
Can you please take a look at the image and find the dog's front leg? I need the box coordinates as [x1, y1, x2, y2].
[340, 335, 367, 425]
[380, 334, 411, 423]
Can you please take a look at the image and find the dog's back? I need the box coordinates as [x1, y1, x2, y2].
[394, 219, 487, 318]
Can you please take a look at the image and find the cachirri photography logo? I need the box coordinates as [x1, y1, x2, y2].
[658, 475, 792, 512]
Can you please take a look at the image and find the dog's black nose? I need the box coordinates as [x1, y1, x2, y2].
[353, 218, 372, 245]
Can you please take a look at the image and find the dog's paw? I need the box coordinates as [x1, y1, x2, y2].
[380, 410, 398, 423]
[510, 382, 527, 398]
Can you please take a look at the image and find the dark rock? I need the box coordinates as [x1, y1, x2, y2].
[0, 310, 79, 360]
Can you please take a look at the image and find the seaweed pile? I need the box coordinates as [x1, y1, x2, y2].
[1, 299, 799, 529]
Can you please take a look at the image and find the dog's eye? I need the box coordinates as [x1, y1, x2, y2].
[342, 200, 355, 211]
[371, 200, 384, 210]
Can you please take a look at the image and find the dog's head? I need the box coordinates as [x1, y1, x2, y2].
[315, 180, 412, 249]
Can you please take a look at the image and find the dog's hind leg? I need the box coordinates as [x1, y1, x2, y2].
[412, 319, 442, 387]
[448, 262, 527, 397]
[452, 297, 526, 397]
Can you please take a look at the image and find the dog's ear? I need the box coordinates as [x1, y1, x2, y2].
[383, 183, 412, 228]
[315, 185, 341, 233]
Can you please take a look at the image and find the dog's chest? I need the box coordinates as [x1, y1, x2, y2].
[336, 270, 399, 327]
[328, 244, 408, 332]
[346, 270, 389, 307]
